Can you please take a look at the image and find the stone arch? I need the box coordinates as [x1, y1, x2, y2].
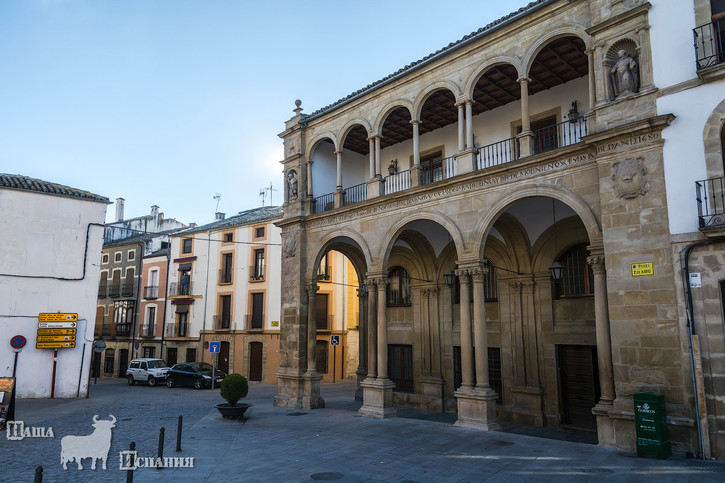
[373, 100, 415, 135]
[306, 133, 338, 160]
[390, 230, 439, 283]
[474, 183, 601, 258]
[413, 81, 462, 121]
[464, 57, 521, 99]
[307, 229, 372, 282]
[380, 211, 467, 272]
[339, 119, 373, 148]
[703, 97, 725, 178]
[522, 26, 591, 76]
[530, 216, 590, 275]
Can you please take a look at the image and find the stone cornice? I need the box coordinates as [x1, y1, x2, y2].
[586, 3, 651, 36]
[582, 114, 676, 147]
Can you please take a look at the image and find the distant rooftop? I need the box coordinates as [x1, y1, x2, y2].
[0, 173, 109, 203]
[174, 206, 283, 236]
[302, 0, 554, 122]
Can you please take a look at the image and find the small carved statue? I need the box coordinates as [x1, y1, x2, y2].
[612, 157, 649, 199]
[284, 233, 297, 258]
[287, 170, 298, 202]
[610, 49, 639, 98]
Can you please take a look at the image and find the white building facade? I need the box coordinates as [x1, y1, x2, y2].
[0, 174, 108, 398]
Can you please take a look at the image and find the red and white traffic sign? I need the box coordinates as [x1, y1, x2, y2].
[10, 335, 27, 349]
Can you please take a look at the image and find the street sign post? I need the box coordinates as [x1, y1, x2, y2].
[10, 336, 26, 379]
[209, 342, 220, 391]
[330, 335, 341, 384]
[209, 342, 220, 353]
[92, 341, 106, 384]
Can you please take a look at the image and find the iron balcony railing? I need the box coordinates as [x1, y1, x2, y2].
[103, 323, 131, 337]
[249, 265, 265, 282]
[385, 169, 411, 194]
[421, 155, 456, 186]
[694, 19, 725, 70]
[140, 323, 155, 337]
[144, 285, 158, 299]
[316, 315, 334, 331]
[531, 117, 587, 155]
[246, 314, 264, 330]
[317, 265, 332, 282]
[313, 192, 335, 214]
[477, 137, 517, 170]
[696, 177, 725, 228]
[98, 283, 107, 299]
[108, 283, 121, 298]
[169, 281, 194, 297]
[164, 323, 177, 338]
[121, 281, 135, 297]
[218, 269, 233, 284]
[343, 182, 367, 206]
[214, 315, 231, 330]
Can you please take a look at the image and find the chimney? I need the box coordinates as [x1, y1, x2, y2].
[215, 212, 225, 221]
[115, 198, 125, 222]
[151, 205, 159, 217]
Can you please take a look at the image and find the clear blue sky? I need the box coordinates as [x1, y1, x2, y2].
[0, 1, 517, 225]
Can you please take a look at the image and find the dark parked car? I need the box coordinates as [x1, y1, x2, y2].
[165, 362, 226, 389]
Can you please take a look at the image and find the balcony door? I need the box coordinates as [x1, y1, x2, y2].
[251, 293, 264, 329]
[315, 293, 329, 330]
[218, 341, 230, 374]
[249, 341, 263, 381]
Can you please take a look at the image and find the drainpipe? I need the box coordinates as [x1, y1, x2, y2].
[680, 236, 725, 459]
[131, 242, 144, 360]
[161, 236, 171, 361]
[200, 230, 212, 363]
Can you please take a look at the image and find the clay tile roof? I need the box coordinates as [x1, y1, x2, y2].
[303, 0, 555, 121]
[0, 173, 109, 203]
[174, 206, 283, 236]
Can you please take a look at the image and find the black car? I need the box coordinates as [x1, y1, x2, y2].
[165, 362, 226, 389]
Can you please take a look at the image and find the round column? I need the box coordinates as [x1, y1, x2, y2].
[456, 269, 474, 389]
[376, 278, 389, 380]
[472, 266, 490, 390]
[588, 254, 615, 404]
[306, 281, 319, 373]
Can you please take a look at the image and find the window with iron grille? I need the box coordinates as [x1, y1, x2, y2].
[143, 346, 155, 358]
[255, 227, 265, 238]
[252, 249, 265, 280]
[104, 349, 115, 374]
[185, 348, 196, 363]
[555, 244, 594, 299]
[388, 344, 413, 392]
[453, 346, 502, 403]
[387, 266, 411, 306]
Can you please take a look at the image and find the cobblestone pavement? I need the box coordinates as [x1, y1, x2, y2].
[4, 379, 725, 482]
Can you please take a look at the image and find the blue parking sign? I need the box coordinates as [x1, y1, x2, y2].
[209, 341, 221, 353]
[330, 335, 340, 346]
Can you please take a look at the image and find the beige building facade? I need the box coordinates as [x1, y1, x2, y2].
[274, 0, 725, 459]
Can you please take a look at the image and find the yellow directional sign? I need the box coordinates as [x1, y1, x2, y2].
[37, 335, 76, 343]
[38, 313, 78, 322]
[631, 262, 654, 277]
[37, 328, 77, 336]
[36, 341, 76, 349]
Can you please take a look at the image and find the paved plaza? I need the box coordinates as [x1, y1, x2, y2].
[3, 379, 725, 482]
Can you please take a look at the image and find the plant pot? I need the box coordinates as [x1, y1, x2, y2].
[216, 402, 251, 420]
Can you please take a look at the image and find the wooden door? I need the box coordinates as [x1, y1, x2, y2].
[316, 340, 328, 374]
[251, 293, 264, 329]
[218, 341, 230, 374]
[249, 342, 263, 381]
[558, 345, 599, 430]
[315, 293, 329, 330]
[166, 347, 178, 366]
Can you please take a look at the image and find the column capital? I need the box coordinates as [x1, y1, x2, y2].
[367, 134, 381, 142]
[306, 281, 319, 294]
[455, 96, 473, 107]
[409, 119, 421, 126]
[356, 287, 368, 299]
[587, 255, 606, 274]
[517, 76, 531, 84]
[334, 150, 343, 156]
[470, 268, 486, 283]
[521, 281, 536, 294]
[455, 268, 470, 281]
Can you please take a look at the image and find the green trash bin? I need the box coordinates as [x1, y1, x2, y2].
[633, 392, 671, 459]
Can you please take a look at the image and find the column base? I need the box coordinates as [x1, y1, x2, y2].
[354, 367, 367, 402]
[274, 371, 305, 408]
[454, 388, 501, 430]
[358, 378, 396, 418]
[301, 371, 325, 409]
[592, 399, 616, 446]
[454, 149, 477, 174]
[511, 385, 544, 426]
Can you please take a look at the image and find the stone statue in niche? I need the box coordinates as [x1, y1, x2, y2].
[612, 157, 649, 199]
[610, 50, 639, 98]
[284, 233, 297, 258]
[287, 169, 298, 202]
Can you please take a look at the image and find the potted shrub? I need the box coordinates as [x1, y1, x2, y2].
[216, 373, 251, 419]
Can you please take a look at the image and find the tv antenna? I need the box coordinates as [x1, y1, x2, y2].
[213, 193, 221, 212]
[261, 182, 277, 206]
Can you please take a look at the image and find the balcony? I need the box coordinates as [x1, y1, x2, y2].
[385, 169, 411, 195]
[121, 282, 135, 297]
[249, 266, 265, 282]
[316, 315, 334, 331]
[343, 182, 367, 207]
[694, 19, 725, 70]
[218, 269, 233, 285]
[103, 323, 131, 337]
[245, 314, 264, 330]
[165, 322, 188, 338]
[144, 285, 159, 299]
[98, 283, 107, 299]
[313, 192, 335, 214]
[140, 323, 156, 337]
[169, 281, 194, 297]
[421, 155, 456, 186]
[214, 315, 232, 330]
[108, 283, 121, 298]
[317, 265, 332, 282]
[696, 177, 725, 229]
